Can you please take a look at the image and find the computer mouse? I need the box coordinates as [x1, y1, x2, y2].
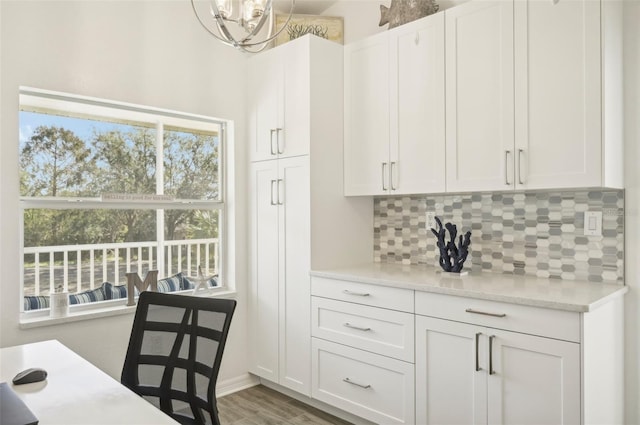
[12, 367, 48, 385]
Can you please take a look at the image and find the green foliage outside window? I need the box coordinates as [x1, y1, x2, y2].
[20, 111, 220, 248]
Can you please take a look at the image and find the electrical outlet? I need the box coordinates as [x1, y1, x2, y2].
[584, 211, 602, 236]
[426, 211, 437, 229]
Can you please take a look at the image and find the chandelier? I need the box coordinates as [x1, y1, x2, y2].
[191, 0, 296, 53]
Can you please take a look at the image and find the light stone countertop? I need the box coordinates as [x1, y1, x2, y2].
[310, 263, 628, 313]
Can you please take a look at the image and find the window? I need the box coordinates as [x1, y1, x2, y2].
[19, 88, 226, 311]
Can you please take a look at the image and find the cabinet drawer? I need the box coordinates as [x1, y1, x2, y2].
[312, 297, 414, 362]
[311, 276, 414, 312]
[312, 338, 415, 424]
[415, 292, 580, 342]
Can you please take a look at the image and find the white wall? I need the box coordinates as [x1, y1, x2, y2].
[0, 0, 250, 387]
[624, 1, 640, 423]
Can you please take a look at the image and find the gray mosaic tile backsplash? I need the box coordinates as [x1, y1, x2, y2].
[374, 190, 624, 284]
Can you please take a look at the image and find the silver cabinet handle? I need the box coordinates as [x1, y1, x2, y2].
[343, 377, 371, 389]
[518, 149, 524, 185]
[342, 289, 370, 297]
[381, 162, 388, 191]
[475, 332, 482, 372]
[270, 129, 276, 155]
[505, 150, 512, 185]
[465, 308, 506, 318]
[344, 323, 372, 332]
[489, 335, 496, 375]
[390, 161, 397, 190]
[277, 179, 283, 205]
[276, 128, 284, 154]
[270, 180, 277, 205]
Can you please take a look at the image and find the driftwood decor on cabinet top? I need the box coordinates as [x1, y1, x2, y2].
[379, 0, 440, 29]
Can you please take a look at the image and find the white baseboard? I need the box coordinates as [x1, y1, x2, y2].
[216, 373, 260, 397]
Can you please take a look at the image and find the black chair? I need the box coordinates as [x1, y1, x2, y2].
[121, 291, 236, 425]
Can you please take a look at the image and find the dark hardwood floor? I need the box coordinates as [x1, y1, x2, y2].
[217, 384, 353, 425]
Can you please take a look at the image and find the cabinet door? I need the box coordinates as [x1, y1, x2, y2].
[487, 329, 580, 425]
[344, 31, 390, 196]
[390, 13, 446, 194]
[445, 1, 515, 192]
[514, 0, 601, 189]
[278, 156, 311, 395]
[249, 50, 282, 162]
[416, 316, 487, 425]
[280, 38, 310, 159]
[248, 160, 279, 380]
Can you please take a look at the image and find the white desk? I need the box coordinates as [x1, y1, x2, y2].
[0, 340, 177, 424]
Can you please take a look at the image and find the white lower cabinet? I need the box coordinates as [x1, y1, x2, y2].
[415, 317, 488, 424]
[311, 276, 623, 424]
[311, 278, 415, 424]
[487, 328, 580, 425]
[415, 315, 580, 425]
[312, 338, 415, 425]
[311, 296, 415, 363]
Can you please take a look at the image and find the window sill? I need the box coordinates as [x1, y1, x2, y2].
[19, 289, 237, 330]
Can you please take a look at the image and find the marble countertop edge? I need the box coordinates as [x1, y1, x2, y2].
[310, 263, 628, 313]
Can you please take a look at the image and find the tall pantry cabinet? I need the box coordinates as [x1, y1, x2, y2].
[247, 35, 372, 396]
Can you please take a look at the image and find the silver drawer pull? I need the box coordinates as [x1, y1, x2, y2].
[343, 377, 371, 389]
[342, 290, 370, 297]
[343, 323, 372, 332]
[465, 308, 506, 318]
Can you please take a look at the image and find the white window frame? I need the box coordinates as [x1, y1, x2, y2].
[19, 87, 234, 322]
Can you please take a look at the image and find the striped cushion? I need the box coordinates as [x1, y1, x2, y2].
[102, 282, 130, 300]
[69, 287, 106, 305]
[23, 295, 50, 311]
[156, 273, 183, 293]
[181, 277, 195, 290]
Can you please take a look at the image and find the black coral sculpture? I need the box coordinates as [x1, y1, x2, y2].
[431, 217, 471, 273]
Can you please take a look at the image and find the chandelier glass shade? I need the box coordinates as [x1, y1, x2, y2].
[191, 0, 296, 53]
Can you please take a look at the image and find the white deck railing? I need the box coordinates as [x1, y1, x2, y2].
[23, 238, 219, 296]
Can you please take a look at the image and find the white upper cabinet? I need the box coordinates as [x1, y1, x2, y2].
[447, 0, 623, 192]
[344, 13, 446, 196]
[514, 0, 602, 189]
[248, 39, 310, 162]
[344, 31, 390, 196]
[391, 14, 446, 194]
[445, 0, 515, 192]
